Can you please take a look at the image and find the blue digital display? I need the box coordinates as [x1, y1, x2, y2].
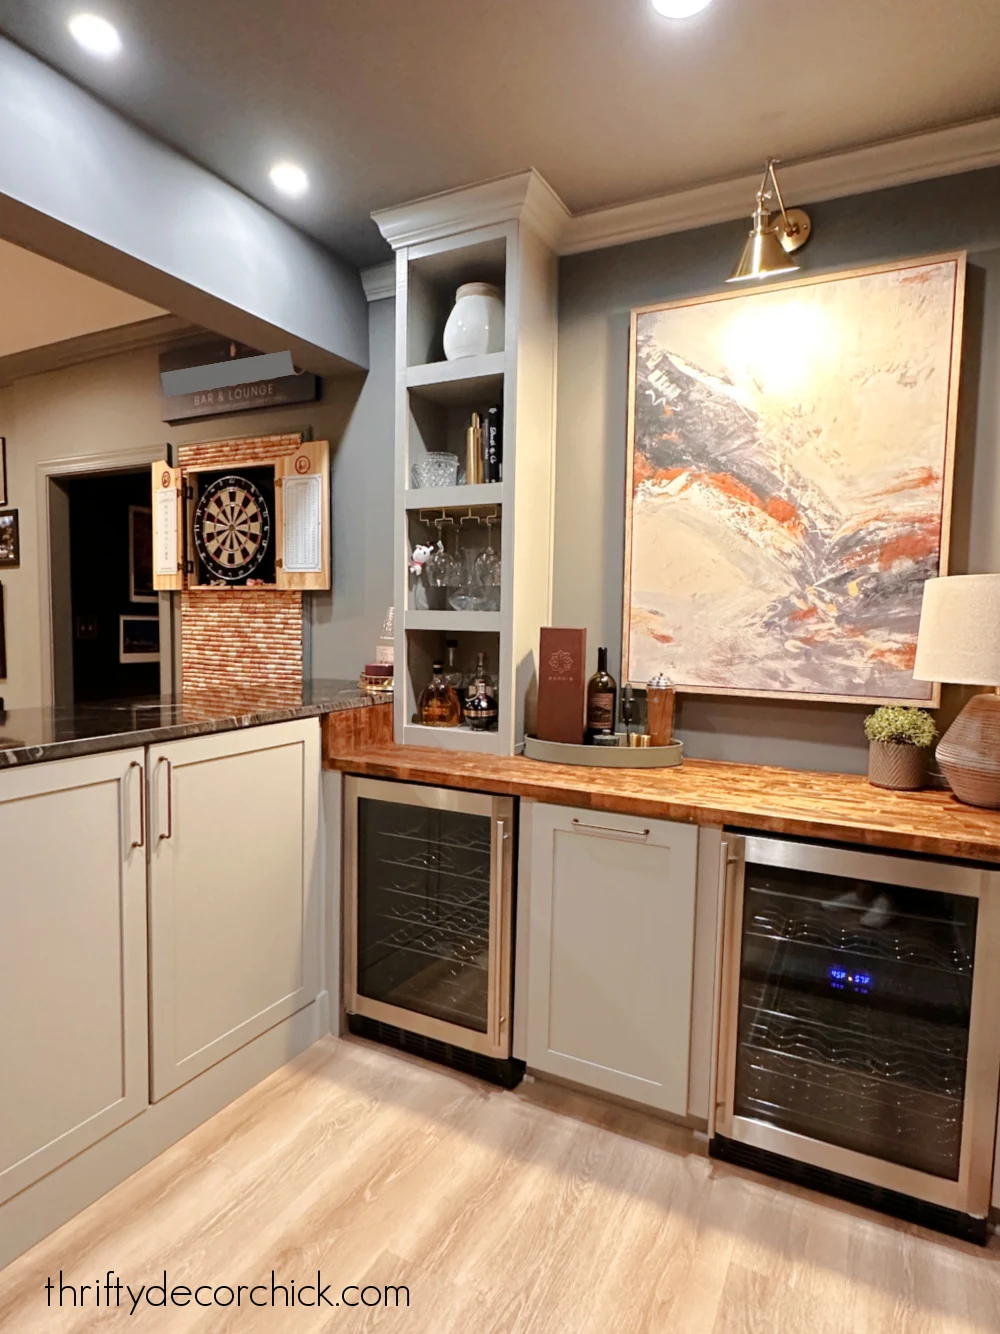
[829, 966, 872, 994]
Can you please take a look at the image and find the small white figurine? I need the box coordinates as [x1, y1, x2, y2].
[408, 542, 436, 576]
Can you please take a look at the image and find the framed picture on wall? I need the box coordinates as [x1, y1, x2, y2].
[623, 253, 965, 706]
[0, 510, 19, 568]
[0, 437, 7, 507]
[128, 505, 157, 603]
[119, 615, 160, 664]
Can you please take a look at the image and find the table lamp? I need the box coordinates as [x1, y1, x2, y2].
[913, 574, 1000, 808]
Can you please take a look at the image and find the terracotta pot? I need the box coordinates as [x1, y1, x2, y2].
[868, 740, 927, 792]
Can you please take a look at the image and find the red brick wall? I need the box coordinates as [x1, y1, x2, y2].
[179, 432, 305, 699]
[176, 431, 304, 471]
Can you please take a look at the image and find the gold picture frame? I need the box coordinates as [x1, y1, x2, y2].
[622, 253, 966, 707]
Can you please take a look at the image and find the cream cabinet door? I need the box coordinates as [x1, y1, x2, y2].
[0, 749, 148, 1204]
[525, 804, 699, 1115]
[147, 719, 321, 1100]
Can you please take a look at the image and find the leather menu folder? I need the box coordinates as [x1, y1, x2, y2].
[536, 628, 587, 745]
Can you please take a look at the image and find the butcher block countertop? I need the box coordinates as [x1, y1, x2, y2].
[325, 727, 1000, 865]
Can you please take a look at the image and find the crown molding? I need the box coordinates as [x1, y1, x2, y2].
[562, 115, 1000, 255]
[0, 314, 197, 387]
[360, 262, 396, 302]
[372, 168, 571, 251]
[368, 116, 1000, 264]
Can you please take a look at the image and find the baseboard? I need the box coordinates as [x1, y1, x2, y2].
[523, 1068, 707, 1138]
[0, 1000, 323, 1272]
[315, 987, 331, 1035]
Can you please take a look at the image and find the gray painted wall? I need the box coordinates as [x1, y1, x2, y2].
[0, 338, 383, 709]
[0, 38, 368, 376]
[555, 166, 1000, 773]
[310, 298, 396, 680]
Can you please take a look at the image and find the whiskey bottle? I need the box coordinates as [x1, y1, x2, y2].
[442, 638, 465, 691]
[418, 661, 461, 727]
[585, 646, 617, 743]
[463, 652, 498, 731]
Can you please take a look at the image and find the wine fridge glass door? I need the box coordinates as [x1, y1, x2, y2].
[735, 857, 975, 1179]
[345, 779, 513, 1059]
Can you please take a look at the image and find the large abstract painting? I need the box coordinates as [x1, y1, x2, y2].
[623, 255, 965, 704]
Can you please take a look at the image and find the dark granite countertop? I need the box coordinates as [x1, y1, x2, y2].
[0, 679, 376, 769]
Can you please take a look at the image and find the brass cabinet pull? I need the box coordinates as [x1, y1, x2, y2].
[157, 757, 173, 841]
[128, 761, 145, 851]
[571, 818, 650, 841]
[490, 817, 506, 1039]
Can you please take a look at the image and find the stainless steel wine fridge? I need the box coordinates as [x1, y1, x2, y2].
[344, 777, 522, 1086]
[712, 833, 1000, 1242]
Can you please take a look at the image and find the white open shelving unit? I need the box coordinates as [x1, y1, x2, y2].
[374, 171, 566, 755]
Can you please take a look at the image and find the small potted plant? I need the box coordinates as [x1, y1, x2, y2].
[864, 706, 937, 791]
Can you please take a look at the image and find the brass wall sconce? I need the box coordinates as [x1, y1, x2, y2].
[727, 158, 812, 283]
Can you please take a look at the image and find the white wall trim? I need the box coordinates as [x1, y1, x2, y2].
[563, 114, 1000, 255]
[360, 262, 395, 302]
[0, 315, 195, 388]
[35, 447, 174, 709]
[371, 116, 1000, 260]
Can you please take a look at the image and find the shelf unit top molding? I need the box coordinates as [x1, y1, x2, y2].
[372, 168, 571, 252]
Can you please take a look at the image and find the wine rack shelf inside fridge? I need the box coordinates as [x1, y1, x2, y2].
[714, 833, 1000, 1233]
[737, 865, 975, 1179]
[358, 808, 492, 1031]
[345, 776, 517, 1071]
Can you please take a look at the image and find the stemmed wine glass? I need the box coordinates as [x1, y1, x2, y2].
[423, 519, 461, 591]
[475, 514, 502, 611]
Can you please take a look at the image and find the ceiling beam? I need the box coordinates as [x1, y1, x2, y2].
[0, 38, 369, 376]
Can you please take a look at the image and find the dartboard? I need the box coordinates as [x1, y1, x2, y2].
[193, 473, 271, 582]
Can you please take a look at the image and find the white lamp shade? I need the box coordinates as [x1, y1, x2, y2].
[913, 575, 1000, 685]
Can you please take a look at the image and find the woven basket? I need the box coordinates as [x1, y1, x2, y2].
[868, 740, 927, 792]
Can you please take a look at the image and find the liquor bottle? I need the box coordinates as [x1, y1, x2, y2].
[473, 651, 495, 697]
[463, 652, 498, 731]
[442, 638, 465, 691]
[418, 661, 461, 727]
[585, 646, 618, 742]
[466, 412, 484, 485]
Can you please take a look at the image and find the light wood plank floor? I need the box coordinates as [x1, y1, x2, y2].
[3, 1036, 1000, 1333]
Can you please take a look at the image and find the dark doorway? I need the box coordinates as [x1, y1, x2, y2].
[58, 470, 162, 703]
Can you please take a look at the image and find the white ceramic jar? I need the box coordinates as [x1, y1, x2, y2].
[442, 282, 505, 360]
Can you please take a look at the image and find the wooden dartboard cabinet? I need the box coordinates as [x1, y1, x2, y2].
[151, 439, 331, 594]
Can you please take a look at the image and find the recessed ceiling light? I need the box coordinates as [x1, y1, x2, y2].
[651, 0, 713, 16]
[68, 13, 122, 57]
[269, 162, 309, 198]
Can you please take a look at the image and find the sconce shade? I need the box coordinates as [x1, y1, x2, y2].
[727, 223, 800, 282]
[913, 575, 1000, 686]
[727, 159, 812, 282]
